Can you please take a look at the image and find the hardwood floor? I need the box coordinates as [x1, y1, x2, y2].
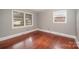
[0, 31, 78, 49]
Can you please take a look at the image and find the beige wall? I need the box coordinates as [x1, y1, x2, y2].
[77, 10, 79, 41]
[0, 9, 37, 37]
[37, 9, 76, 36]
[0, 9, 77, 40]
[0, 10, 3, 36]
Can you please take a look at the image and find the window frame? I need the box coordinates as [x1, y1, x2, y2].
[53, 10, 67, 24]
[12, 10, 33, 29]
[24, 12, 33, 27]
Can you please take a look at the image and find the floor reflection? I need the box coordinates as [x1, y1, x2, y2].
[24, 37, 33, 48]
[11, 37, 33, 49]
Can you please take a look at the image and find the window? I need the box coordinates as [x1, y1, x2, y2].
[12, 10, 33, 29]
[25, 13, 32, 26]
[53, 10, 67, 23]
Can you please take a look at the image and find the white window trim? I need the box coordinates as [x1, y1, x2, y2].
[12, 10, 33, 29]
[53, 10, 67, 24]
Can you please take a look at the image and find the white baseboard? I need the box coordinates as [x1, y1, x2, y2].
[38, 28, 76, 39]
[0, 28, 78, 46]
[0, 28, 38, 41]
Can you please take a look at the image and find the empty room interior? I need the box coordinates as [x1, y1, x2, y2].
[0, 9, 79, 49]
